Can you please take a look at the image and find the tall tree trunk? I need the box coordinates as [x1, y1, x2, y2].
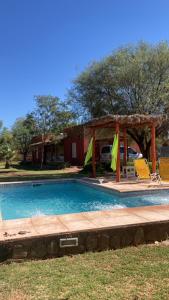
[127, 129, 151, 160]
[136, 141, 151, 160]
[23, 152, 27, 162]
[40, 144, 44, 169]
[40, 134, 45, 169]
[5, 159, 10, 169]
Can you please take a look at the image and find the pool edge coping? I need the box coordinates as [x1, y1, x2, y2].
[1, 177, 169, 195]
[0, 177, 169, 244]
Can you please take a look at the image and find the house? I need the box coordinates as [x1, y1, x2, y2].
[30, 134, 65, 164]
[63, 124, 141, 165]
[63, 125, 89, 165]
[30, 125, 115, 165]
[30, 122, 140, 166]
[63, 125, 118, 165]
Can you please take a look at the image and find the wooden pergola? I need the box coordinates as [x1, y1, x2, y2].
[86, 114, 165, 182]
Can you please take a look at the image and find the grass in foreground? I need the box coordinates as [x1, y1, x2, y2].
[0, 245, 169, 300]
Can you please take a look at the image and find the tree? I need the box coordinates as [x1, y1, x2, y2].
[34, 95, 76, 168]
[0, 128, 15, 168]
[12, 114, 37, 162]
[69, 42, 169, 158]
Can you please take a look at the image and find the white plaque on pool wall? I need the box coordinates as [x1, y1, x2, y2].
[59, 237, 78, 248]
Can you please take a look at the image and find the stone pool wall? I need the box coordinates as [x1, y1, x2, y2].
[0, 221, 169, 262]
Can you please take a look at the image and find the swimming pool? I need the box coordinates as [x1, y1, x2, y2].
[0, 181, 169, 220]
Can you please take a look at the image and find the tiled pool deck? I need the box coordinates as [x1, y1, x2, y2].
[0, 178, 169, 261]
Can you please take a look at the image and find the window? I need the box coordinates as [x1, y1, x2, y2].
[120, 147, 124, 154]
[72, 143, 77, 158]
[101, 146, 111, 154]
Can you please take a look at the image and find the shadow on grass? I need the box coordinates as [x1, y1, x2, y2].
[0, 162, 90, 182]
[11, 161, 66, 171]
[0, 172, 84, 182]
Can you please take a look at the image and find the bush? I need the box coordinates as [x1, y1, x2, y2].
[81, 162, 107, 175]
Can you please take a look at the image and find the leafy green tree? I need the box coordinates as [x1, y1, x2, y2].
[34, 95, 76, 168]
[69, 42, 169, 158]
[0, 128, 15, 168]
[12, 114, 37, 162]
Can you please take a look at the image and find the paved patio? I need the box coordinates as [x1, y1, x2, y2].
[81, 177, 169, 193]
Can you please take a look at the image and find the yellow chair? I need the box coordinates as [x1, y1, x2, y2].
[134, 158, 161, 182]
[159, 157, 169, 181]
[134, 159, 151, 180]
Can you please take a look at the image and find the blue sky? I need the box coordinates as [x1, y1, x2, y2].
[1, 0, 169, 128]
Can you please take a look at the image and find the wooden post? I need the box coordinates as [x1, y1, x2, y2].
[116, 123, 120, 182]
[123, 128, 127, 166]
[92, 128, 96, 178]
[151, 124, 156, 173]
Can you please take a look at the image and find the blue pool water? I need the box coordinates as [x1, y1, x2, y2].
[0, 182, 169, 220]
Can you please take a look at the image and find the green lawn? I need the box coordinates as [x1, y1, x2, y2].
[0, 245, 169, 300]
[0, 162, 82, 182]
